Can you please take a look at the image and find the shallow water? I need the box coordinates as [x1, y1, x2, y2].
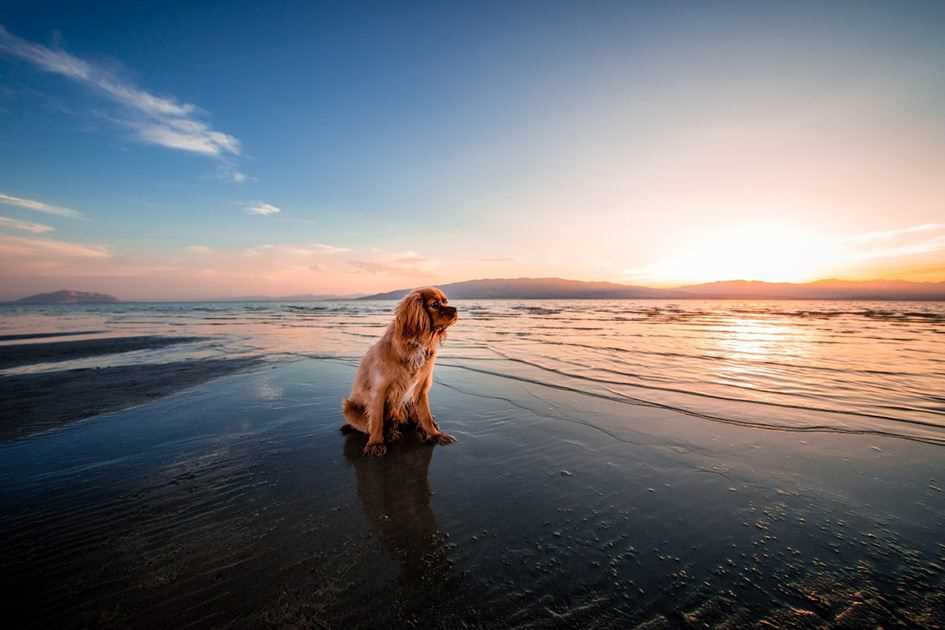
[1, 359, 943, 628]
[2, 299, 944, 444]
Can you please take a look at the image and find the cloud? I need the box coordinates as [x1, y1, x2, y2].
[216, 165, 249, 183]
[0, 25, 241, 159]
[131, 120, 239, 156]
[206, 164, 253, 185]
[242, 243, 274, 256]
[0, 216, 54, 233]
[245, 202, 281, 216]
[348, 260, 395, 274]
[0, 235, 109, 258]
[0, 192, 83, 218]
[845, 223, 945, 244]
[347, 250, 437, 277]
[844, 223, 945, 262]
[393, 250, 424, 264]
[243, 244, 322, 257]
[848, 233, 945, 262]
[313, 243, 351, 255]
[242, 243, 334, 257]
[187, 245, 212, 254]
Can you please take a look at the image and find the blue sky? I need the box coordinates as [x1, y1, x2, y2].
[1, 2, 944, 298]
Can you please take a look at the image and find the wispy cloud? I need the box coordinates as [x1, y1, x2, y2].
[348, 260, 396, 274]
[0, 192, 83, 219]
[246, 202, 281, 216]
[843, 223, 945, 264]
[848, 233, 945, 262]
[0, 235, 109, 258]
[217, 165, 250, 184]
[313, 243, 351, 255]
[845, 223, 945, 244]
[0, 25, 241, 159]
[0, 216, 54, 233]
[242, 243, 330, 257]
[130, 119, 239, 156]
[347, 250, 437, 277]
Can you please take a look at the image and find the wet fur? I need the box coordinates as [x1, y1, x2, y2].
[341, 287, 457, 456]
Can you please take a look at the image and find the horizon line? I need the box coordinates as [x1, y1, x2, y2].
[5, 274, 945, 303]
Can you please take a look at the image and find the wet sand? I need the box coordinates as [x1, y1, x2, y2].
[0, 330, 108, 342]
[0, 357, 264, 440]
[1, 358, 943, 628]
[0, 335, 205, 369]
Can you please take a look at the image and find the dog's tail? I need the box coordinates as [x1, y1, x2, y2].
[342, 398, 364, 416]
[341, 398, 368, 433]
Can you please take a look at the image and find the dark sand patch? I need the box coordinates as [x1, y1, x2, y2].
[0, 357, 263, 440]
[0, 330, 108, 342]
[1, 359, 943, 628]
[0, 335, 204, 369]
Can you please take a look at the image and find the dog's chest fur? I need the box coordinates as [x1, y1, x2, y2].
[398, 346, 432, 404]
[406, 345, 432, 372]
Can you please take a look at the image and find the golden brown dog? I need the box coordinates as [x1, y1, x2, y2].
[341, 287, 458, 456]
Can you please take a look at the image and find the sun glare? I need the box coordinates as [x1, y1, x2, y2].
[632, 223, 837, 285]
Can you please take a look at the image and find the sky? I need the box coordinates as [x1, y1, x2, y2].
[1, 1, 944, 300]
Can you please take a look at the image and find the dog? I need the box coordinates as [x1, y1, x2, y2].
[341, 287, 458, 456]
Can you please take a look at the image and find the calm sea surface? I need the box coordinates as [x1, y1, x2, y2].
[2, 299, 944, 445]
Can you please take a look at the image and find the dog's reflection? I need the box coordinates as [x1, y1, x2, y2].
[343, 428, 452, 590]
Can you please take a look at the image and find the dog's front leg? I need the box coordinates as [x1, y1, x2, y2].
[416, 377, 456, 446]
[363, 388, 388, 457]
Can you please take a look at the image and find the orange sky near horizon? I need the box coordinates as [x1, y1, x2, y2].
[2, 218, 944, 300]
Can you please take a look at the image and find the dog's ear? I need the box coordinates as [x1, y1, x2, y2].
[394, 291, 430, 340]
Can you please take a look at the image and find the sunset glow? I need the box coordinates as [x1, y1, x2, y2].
[625, 223, 837, 285]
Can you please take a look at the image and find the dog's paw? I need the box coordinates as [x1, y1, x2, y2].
[423, 431, 456, 446]
[386, 427, 403, 443]
[435, 432, 457, 445]
[363, 442, 387, 457]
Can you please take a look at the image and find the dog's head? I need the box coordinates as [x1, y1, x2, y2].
[394, 287, 458, 340]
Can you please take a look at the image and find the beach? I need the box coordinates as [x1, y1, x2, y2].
[1, 301, 944, 628]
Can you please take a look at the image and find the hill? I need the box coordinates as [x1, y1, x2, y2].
[678, 279, 945, 300]
[359, 277, 680, 300]
[359, 277, 945, 300]
[14, 290, 119, 305]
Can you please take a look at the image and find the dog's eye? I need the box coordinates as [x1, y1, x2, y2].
[431, 301, 440, 308]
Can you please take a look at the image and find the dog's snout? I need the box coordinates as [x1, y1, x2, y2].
[444, 305, 458, 317]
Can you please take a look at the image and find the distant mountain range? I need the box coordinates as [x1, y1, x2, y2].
[13, 290, 119, 304]
[360, 277, 945, 301]
[361, 277, 672, 300]
[5, 291, 360, 304]
[7, 278, 945, 304]
[674, 278, 945, 300]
